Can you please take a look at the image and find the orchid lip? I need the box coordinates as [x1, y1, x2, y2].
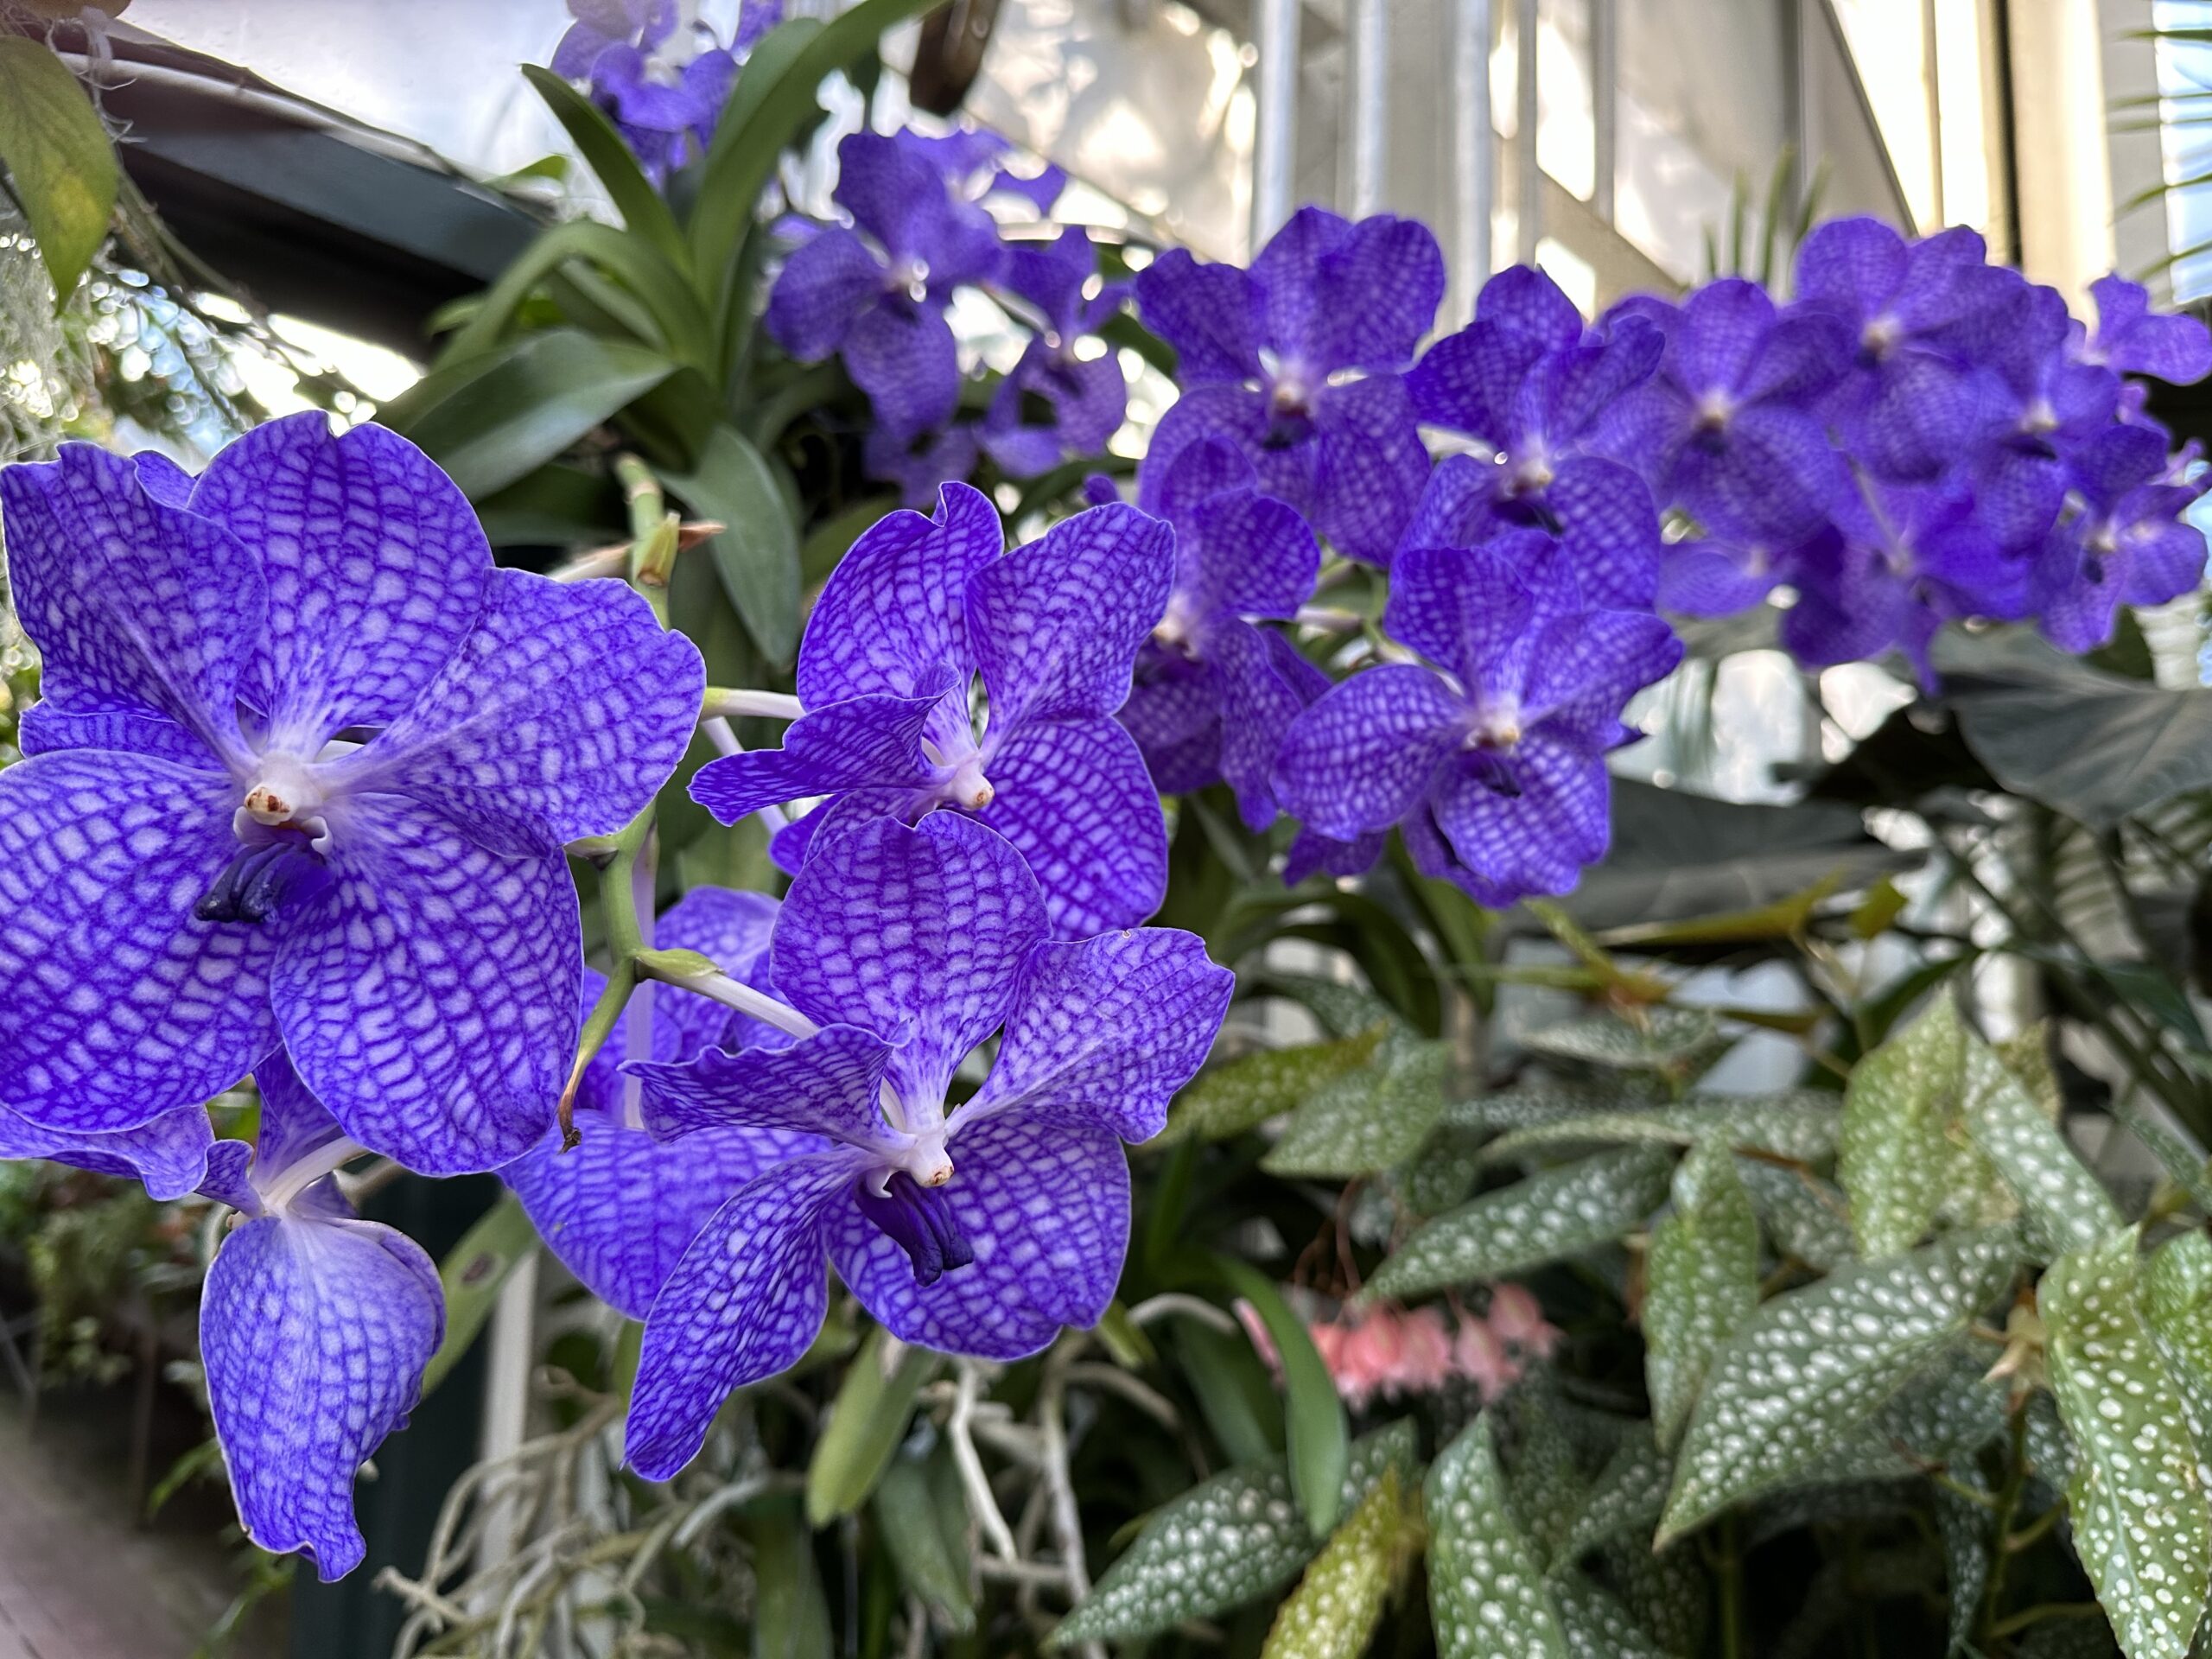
[855, 1169, 975, 1287]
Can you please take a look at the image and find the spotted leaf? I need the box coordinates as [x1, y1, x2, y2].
[1263, 1035, 1451, 1178]
[1554, 1573, 1675, 1659]
[1552, 1422, 1671, 1568]
[1427, 1415, 1571, 1659]
[1518, 1007, 1728, 1079]
[1735, 1157, 1856, 1272]
[1485, 1093, 1841, 1166]
[1258, 1469, 1416, 1659]
[1839, 993, 1966, 1259]
[1644, 1138, 1759, 1450]
[1162, 1024, 1385, 1144]
[1959, 1036, 2118, 1260]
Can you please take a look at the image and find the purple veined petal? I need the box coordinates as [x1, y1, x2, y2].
[2031, 526, 2124, 654]
[1397, 452, 1499, 559]
[1001, 226, 1096, 331]
[862, 423, 982, 511]
[1254, 208, 1446, 376]
[1517, 319, 1667, 448]
[1430, 734, 1610, 904]
[1778, 543, 1917, 667]
[1407, 322, 1533, 444]
[657, 887, 781, 989]
[966, 502, 1173, 728]
[678, 49, 737, 143]
[1546, 456, 1662, 610]
[976, 411, 1071, 482]
[2089, 273, 2212, 383]
[967, 929, 1230, 1143]
[274, 798, 579, 1175]
[251, 1048, 353, 1189]
[765, 785, 917, 878]
[1119, 651, 1224, 795]
[1656, 541, 1783, 617]
[1736, 310, 1853, 408]
[1970, 441, 2069, 551]
[1142, 383, 1281, 508]
[1479, 264, 1586, 353]
[1675, 404, 1847, 544]
[1271, 664, 1465, 842]
[1210, 618, 1311, 832]
[0, 751, 275, 1134]
[836, 131, 964, 264]
[1846, 348, 1979, 483]
[798, 481, 1002, 710]
[1670, 279, 1777, 396]
[825, 1113, 1121, 1356]
[593, 42, 708, 132]
[1134, 249, 1264, 387]
[1384, 542, 1537, 689]
[734, 0, 783, 52]
[893, 125, 1010, 184]
[1184, 485, 1322, 621]
[0, 1098, 215, 1202]
[2072, 422, 2172, 508]
[1793, 215, 1909, 324]
[773, 815, 1049, 1102]
[551, 17, 622, 79]
[188, 416, 493, 745]
[2119, 514, 2209, 606]
[844, 301, 963, 440]
[201, 1209, 443, 1579]
[2, 444, 262, 766]
[1283, 823, 1385, 886]
[970, 714, 1169, 936]
[1307, 373, 1430, 566]
[338, 569, 702, 852]
[689, 679, 950, 825]
[505, 1115, 817, 1319]
[1522, 609, 1683, 749]
[632, 1024, 896, 1146]
[988, 162, 1069, 215]
[979, 341, 1128, 476]
[626, 1153, 859, 1478]
[1141, 431, 1255, 524]
[197, 1139, 259, 1214]
[764, 226, 886, 361]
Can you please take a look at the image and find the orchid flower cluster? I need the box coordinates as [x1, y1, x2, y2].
[554, 0, 785, 186]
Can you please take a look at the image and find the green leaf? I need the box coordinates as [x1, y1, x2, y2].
[1485, 1093, 1841, 1166]
[872, 1453, 974, 1634]
[1257, 973, 1401, 1039]
[395, 329, 677, 499]
[1259, 1469, 1414, 1659]
[420, 1192, 538, 1398]
[0, 39, 117, 302]
[804, 1325, 937, 1525]
[741, 1495, 835, 1658]
[1163, 1024, 1385, 1143]
[1551, 1423, 1672, 1568]
[1735, 1158, 1856, 1271]
[1217, 1256, 1350, 1538]
[1643, 1139, 1759, 1450]
[1958, 1036, 2119, 1259]
[1554, 1573, 1676, 1659]
[1839, 992, 1967, 1258]
[1173, 1316, 1283, 1468]
[2042, 1228, 2211, 1659]
[1052, 1421, 1417, 1644]
[1933, 1465, 1993, 1658]
[1364, 1147, 1675, 1303]
[1658, 1227, 2018, 1541]
[2141, 1231, 2212, 1471]
[1519, 1007, 1726, 1076]
[519, 64, 688, 269]
[665, 424, 802, 663]
[1263, 1035, 1451, 1177]
[439, 217, 714, 372]
[1427, 1416, 1571, 1659]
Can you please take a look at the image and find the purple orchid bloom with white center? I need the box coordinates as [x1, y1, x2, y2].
[1116, 437, 1321, 830]
[688, 483, 1174, 935]
[1592, 280, 1851, 546]
[619, 812, 1231, 1479]
[0, 414, 704, 1176]
[1271, 638, 1388, 887]
[2081, 273, 2212, 385]
[1274, 530, 1681, 908]
[1135, 206, 1446, 566]
[2030, 421, 2212, 652]
[554, 0, 768, 186]
[502, 887, 816, 1319]
[1403, 266, 1666, 603]
[979, 227, 1131, 476]
[765, 130, 1009, 440]
[893, 126, 1070, 216]
[195, 1053, 443, 1580]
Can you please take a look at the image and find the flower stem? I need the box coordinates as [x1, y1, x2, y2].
[261, 1135, 367, 1214]
[652, 966, 821, 1043]
[558, 959, 637, 1151]
[701, 687, 806, 721]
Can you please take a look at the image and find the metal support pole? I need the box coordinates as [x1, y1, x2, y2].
[1516, 0, 1541, 263]
[1453, 0, 1496, 315]
[1348, 0, 1389, 216]
[1251, 0, 1301, 249]
[1592, 0, 1618, 223]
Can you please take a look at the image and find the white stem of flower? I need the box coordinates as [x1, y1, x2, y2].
[702, 717, 789, 833]
[678, 970, 823, 1041]
[1291, 604, 1365, 632]
[700, 688, 806, 721]
[260, 1135, 368, 1215]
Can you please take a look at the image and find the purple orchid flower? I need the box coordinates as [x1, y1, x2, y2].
[980, 227, 1130, 476]
[502, 887, 815, 1319]
[1135, 206, 1446, 566]
[196, 1054, 443, 1579]
[863, 425, 982, 510]
[1116, 437, 1321, 831]
[0, 1097, 217, 1201]
[2031, 421, 2211, 652]
[688, 483, 1173, 935]
[555, 0, 772, 186]
[893, 126, 1070, 216]
[619, 812, 1231, 1479]
[766, 130, 1010, 441]
[0, 414, 704, 1175]
[2082, 273, 2212, 385]
[1592, 279, 1851, 546]
[1404, 266, 1667, 603]
[1274, 531, 1681, 907]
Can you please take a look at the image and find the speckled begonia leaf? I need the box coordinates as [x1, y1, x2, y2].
[1839, 993, 1966, 1260]
[348, 567, 704, 850]
[1363, 1147, 1675, 1303]
[1734, 1157, 1856, 1272]
[771, 814, 1048, 1106]
[1519, 1007, 1727, 1078]
[187, 412, 493, 738]
[1554, 1573, 1675, 1659]
[1440, 1090, 1636, 1136]
[201, 1209, 444, 1580]
[1259, 974, 1399, 1039]
[1427, 1416, 1571, 1659]
[1552, 1423, 1671, 1569]
[1644, 1138, 1760, 1450]
[1484, 1093, 1841, 1166]
[970, 928, 1232, 1144]
[1051, 1421, 1417, 1645]
[1505, 1387, 1590, 1569]
[0, 749, 276, 1133]
[1957, 1035, 2118, 1260]
[1258, 1469, 1414, 1659]
[1163, 1025, 1386, 1144]
[1789, 1343, 2011, 1488]
[1935, 1462, 1994, 1656]
[1395, 1123, 1491, 1218]
[2141, 1231, 2212, 1478]
[1658, 1226, 2019, 1542]
[2041, 1227, 2211, 1659]
[1263, 1035, 1450, 1178]
[1601, 1532, 1710, 1656]
[0, 1098, 214, 1200]
[275, 795, 580, 1176]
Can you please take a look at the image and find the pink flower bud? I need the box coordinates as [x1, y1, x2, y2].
[1488, 1282, 1562, 1359]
